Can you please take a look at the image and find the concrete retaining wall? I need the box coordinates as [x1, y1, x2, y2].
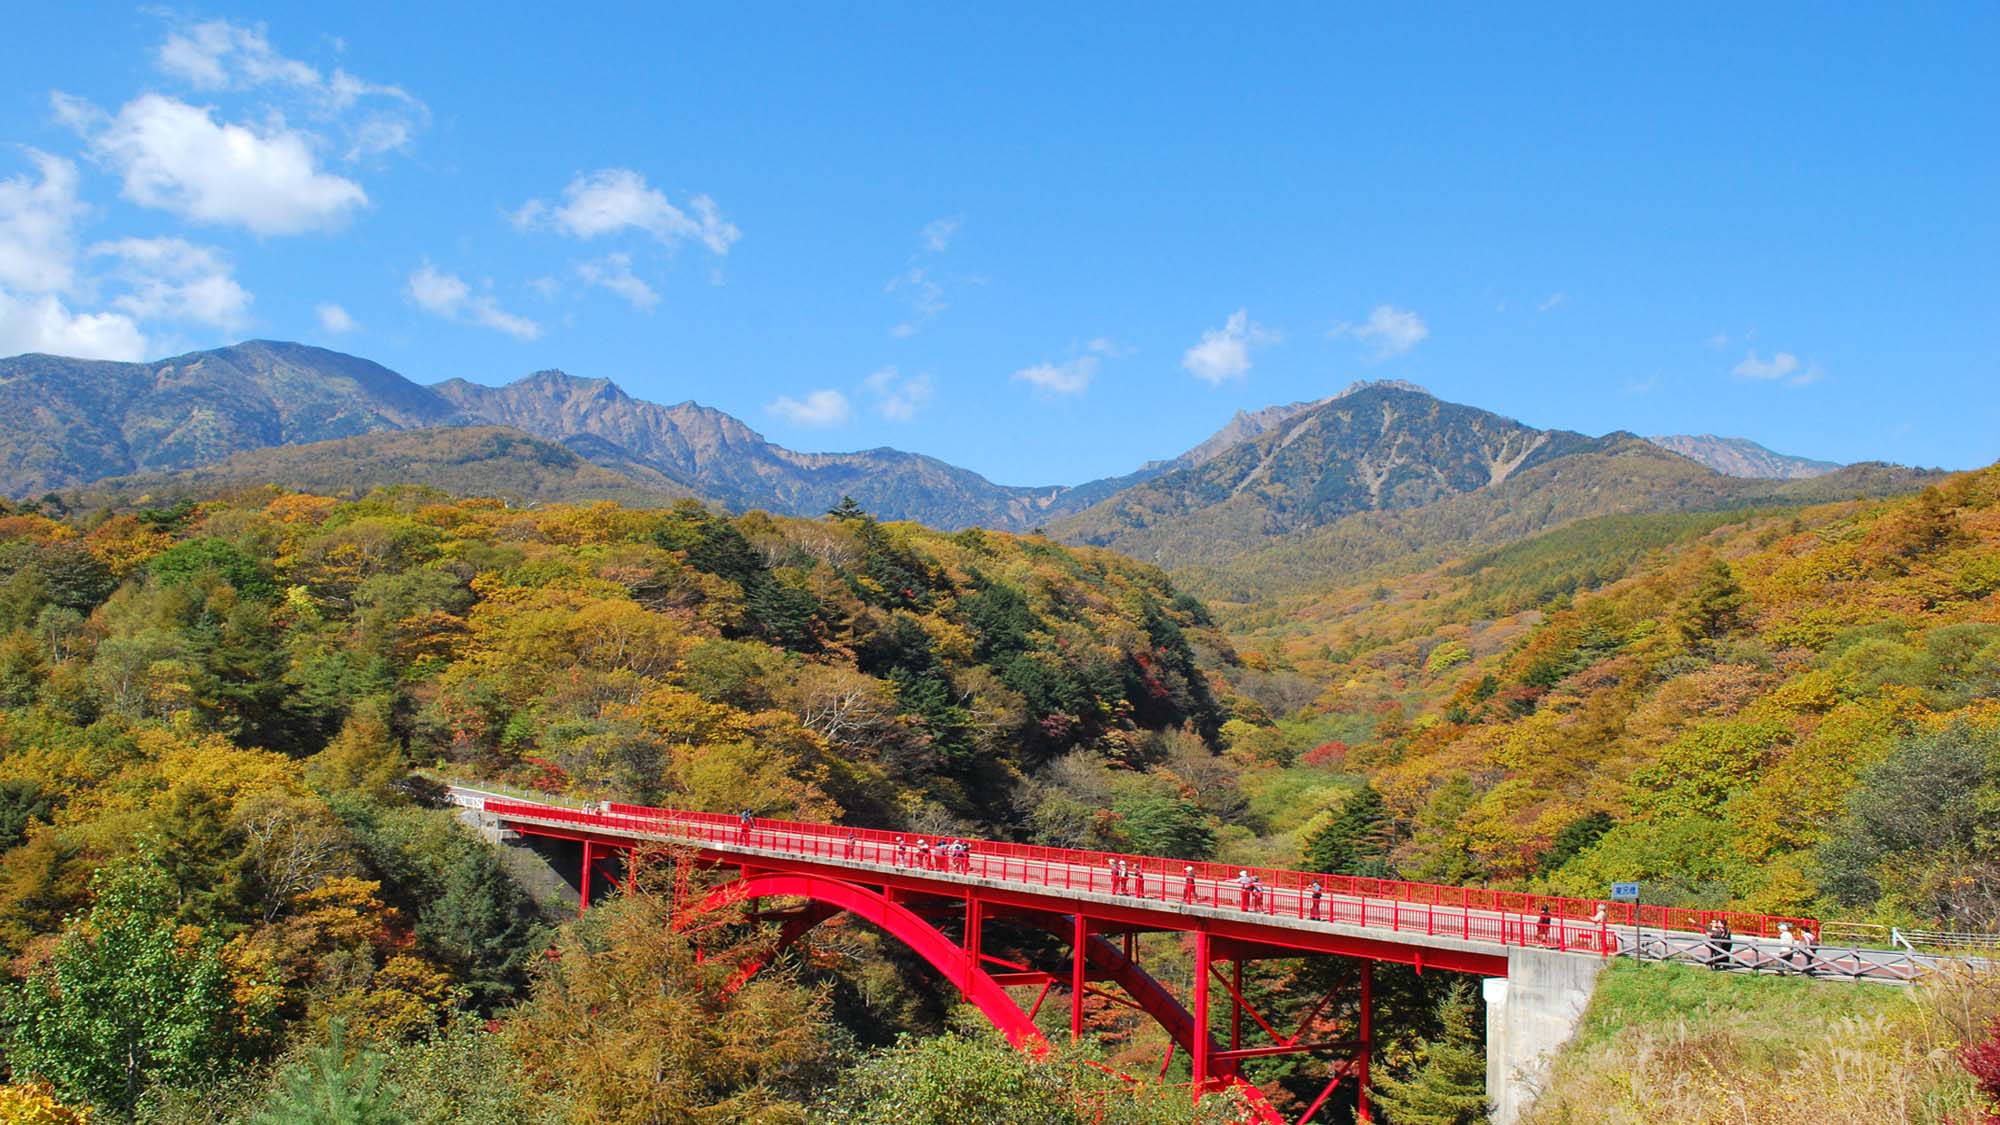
[1483, 948, 1607, 1124]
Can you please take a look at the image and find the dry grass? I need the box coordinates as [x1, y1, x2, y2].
[1523, 961, 2000, 1124]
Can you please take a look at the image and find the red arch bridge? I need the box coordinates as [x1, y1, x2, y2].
[452, 787, 1869, 1123]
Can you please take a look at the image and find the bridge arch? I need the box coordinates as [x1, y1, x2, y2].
[684, 870, 1281, 1123]
[687, 871, 1042, 1047]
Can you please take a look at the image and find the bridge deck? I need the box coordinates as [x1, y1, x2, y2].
[453, 787, 1924, 983]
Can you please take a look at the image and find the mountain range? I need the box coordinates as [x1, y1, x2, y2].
[0, 341, 1935, 581]
[1644, 434, 1841, 479]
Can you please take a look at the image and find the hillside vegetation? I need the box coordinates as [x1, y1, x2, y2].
[66, 426, 699, 511]
[0, 458, 1990, 1121]
[0, 487, 1256, 1120]
[1052, 380, 1935, 583]
[1210, 466, 2000, 928]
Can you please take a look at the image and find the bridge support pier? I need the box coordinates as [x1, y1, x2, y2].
[1071, 914, 1089, 1042]
[1483, 946, 1606, 1124]
[1191, 931, 1212, 1096]
[1358, 961, 1373, 1123]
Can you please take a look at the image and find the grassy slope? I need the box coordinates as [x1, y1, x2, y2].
[1528, 960, 1990, 1124]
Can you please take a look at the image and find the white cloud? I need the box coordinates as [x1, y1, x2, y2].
[1538, 292, 1568, 313]
[1086, 337, 1135, 358]
[63, 92, 368, 235]
[1706, 332, 1730, 349]
[316, 302, 356, 334]
[514, 169, 738, 254]
[89, 237, 251, 331]
[154, 19, 427, 160]
[0, 152, 255, 356]
[404, 263, 541, 340]
[1329, 304, 1428, 359]
[1183, 308, 1279, 384]
[920, 215, 961, 252]
[1012, 356, 1098, 396]
[576, 253, 659, 310]
[0, 151, 86, 295]
[159, 20, 319, 91]
[1731, 348, 1824, 388]
[861, 366, 934, 420]
[767, 388, 853, 428]
[887, 266, 946, 338]
[1732, 349, 1799, 380]
[0, 291, 147, 360]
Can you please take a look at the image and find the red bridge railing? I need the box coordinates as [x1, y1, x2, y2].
[473, 794, 1817, 953]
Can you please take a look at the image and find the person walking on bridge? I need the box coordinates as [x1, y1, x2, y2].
[894, 836, 907, 868]
[1183, 866, 1198, 904]
[738, 809, 754, 843]
[843, 832, 857, 860]
[1309, 880, 1324, 921]
[1132, 864, 1145, 898]
[1236, 870, 1253, 911]
[1536, 903, 1553, 946]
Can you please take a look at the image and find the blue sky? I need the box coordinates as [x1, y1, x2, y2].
[2, 5, 1994, 485]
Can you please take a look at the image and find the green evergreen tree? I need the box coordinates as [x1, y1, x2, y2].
[252, 1021, 404, 1125]
[415, 845, 544, 1009]
[1115, 795, 1218, 860]
[1302, 783, 1392, 875]
[3, 855, 235, 1120]
[826, 495, 869, 521]
[1672, 557, 1748, 646]
[1367, 982, 1488, 1125]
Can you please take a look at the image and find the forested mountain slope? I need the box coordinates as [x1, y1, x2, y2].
[0, 485, 1254, 1118]
[65, 426, 701, 510]
[1209, 465, 2000, 929]
[1048, 381, 1933, 579]
[1052, 382, 1603, 563]
[0, 340, 460, 496]
[430, 371, 1080, 529]
[1194, 447, 1936, 604]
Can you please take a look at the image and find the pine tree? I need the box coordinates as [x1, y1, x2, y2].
[251, 1021, 404, 1125]
[1302, 783, 1392, 875]
[1368, 982, 1488, 1125]
[305, 699, 405, 801]
[415, 846, 544, 1009]
[1672, 557, 1748, 647]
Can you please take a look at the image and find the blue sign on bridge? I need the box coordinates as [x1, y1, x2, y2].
[1610, 882, 1640, 901]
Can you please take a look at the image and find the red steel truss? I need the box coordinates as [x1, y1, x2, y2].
[469, 791, 1819, 1123]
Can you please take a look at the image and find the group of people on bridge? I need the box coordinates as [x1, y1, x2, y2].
[887, 834, 975, 873]
[1706, 918, 1823, 974]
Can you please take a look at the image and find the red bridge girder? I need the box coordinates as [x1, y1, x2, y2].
[686, 868, 1290, 1124]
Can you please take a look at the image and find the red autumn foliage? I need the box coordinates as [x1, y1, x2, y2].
[1959, 1018, 2000, 1124]
[1301, 741, 1349, 768]
[521, 755, 571, 794]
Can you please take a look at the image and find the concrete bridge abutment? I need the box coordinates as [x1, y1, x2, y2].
[1483, 947, 1606, 1124]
